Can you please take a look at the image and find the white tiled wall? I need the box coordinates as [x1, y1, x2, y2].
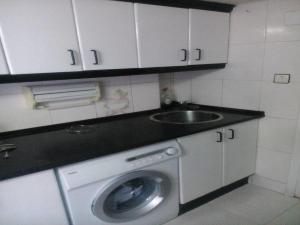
[0, 74, 160, 132]
[222, 80, 261, 110]
[159, 0, 300, 196]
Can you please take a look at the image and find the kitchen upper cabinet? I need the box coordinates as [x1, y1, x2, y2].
[179, 129, 223, 204]
[0, 0, 82, 74]
[223, 120, 258, 186]
[189, 9, 230, 65]
[135, 4, 189, 68]
[0, 170, 69, 225]
[72, 0, 138, 70]
[0, 42, 8, 74]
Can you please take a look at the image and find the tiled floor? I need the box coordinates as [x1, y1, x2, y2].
[165, 184, 300, 225]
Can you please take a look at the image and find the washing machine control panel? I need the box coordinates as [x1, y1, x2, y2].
[128, 147, 181, 168]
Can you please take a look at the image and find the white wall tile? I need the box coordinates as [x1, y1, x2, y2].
[40, 78, 100, 86]
[267, 0, 300, 42]
[95, 85, 133, 117]
[173, 72, 192, 102]
[0, 41, 8, 75]
[251, 175, 288, 194]
[222, 80, 261, 110]
[223, 43, 265, 81]
[0, 75, 162, 131]
[101, 76, 130, 86]
[258, 117, 297, 153]
[0, 84, 51, 132]
[159, 73, 174, 103]
[178, 69, 224, 80]
[132, 82, 160, 111]
[256, 147, 292, 183]
[159, 73, 173, 90]
[130, 74, 159, 84]
[263, 41, 300, 82]
[260, 82, 300, 119]
[50, 104, 97, 124]
[230, 0, 268, 44]
[191, 78, 223, 106]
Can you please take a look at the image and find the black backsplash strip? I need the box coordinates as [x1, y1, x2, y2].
[116, 0, 235, 12]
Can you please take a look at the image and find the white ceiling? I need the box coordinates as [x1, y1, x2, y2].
[204, 0, 253, 5]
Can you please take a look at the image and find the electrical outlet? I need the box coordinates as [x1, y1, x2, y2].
[273, 74, 290, 84]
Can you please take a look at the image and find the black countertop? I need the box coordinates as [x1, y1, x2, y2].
[0, 104, 264, 181]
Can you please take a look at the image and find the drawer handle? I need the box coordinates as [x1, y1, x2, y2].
[196, 48, 202, 61]
[91, 49, 99, 65]
[68, 49, 76, 66]
[228, 129, 235, 140]
[216, 131, 223, 143]
[181, 49, 188, 62]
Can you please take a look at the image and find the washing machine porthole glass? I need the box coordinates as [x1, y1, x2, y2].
[92, 171, 171, 223]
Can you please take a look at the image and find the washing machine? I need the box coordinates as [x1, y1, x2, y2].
[57, 140, 182, 225]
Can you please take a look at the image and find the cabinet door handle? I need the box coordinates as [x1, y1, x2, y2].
[181, 49, 188, 62]
[216, 131, 223, 143]
[196, 48, 202, 61]
[91, 49, 99, 65]
[228, 129, 235, 140]
[67, 49, 76, 65]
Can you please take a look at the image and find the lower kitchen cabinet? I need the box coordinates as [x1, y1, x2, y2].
[223, 120, 258, 186]
[0, 170, 69, 225]
[178, 129, 223, 204]
[178, 120, 258, 204]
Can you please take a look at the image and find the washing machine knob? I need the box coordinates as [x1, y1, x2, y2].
[165, 147, 178, 156]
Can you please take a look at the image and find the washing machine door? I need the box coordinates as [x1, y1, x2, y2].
[91, 170, 171, 223]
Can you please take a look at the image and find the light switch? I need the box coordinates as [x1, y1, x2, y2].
[273, 74, 290, 84]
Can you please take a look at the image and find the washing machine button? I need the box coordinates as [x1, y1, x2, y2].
[165, 147, 178, 156]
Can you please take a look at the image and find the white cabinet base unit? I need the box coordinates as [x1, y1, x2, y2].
[0, 41, 8, 74]
[0, 170, 69, 225]
[72, 0, 138, 70]
[189, 9, 230, 65]
[0, 0, 82, 74]
[179, 120, 258, 204]
[179, 129, 223, 204]
[135, 4, 189, 68]
[224, 121, 258, 186]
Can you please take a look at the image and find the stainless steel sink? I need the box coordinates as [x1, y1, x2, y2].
[150, 110, 224, 125]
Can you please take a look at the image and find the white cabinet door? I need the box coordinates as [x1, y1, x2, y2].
[73, 0, 138, 70]
[0, 41, 8, 74]
[0, 170, 69, 225]
[0, 0, 82, 74]
[179, 129, 223, 204]
[135, 4, 189, 68]
[223, 120, 258, 186]
[189, 9, 229, 65]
